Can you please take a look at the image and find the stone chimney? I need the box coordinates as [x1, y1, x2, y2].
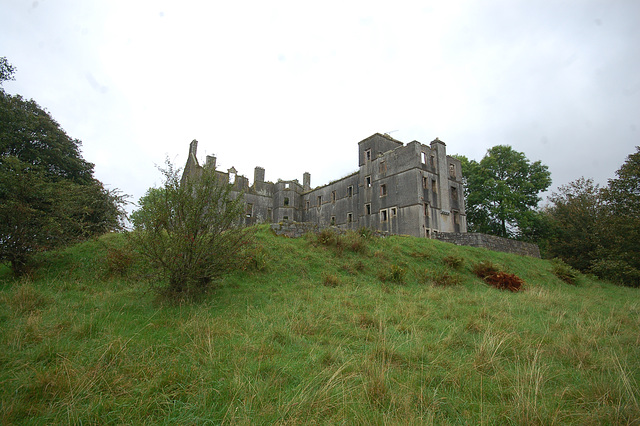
[303, 172, 311, 191]
[254, 166, 265, 183]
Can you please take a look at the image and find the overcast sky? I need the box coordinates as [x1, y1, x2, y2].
[2, 0, 639, 212]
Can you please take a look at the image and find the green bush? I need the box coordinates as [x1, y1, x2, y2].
[131, 160, 253, 299]
[551, 258, 580, 285]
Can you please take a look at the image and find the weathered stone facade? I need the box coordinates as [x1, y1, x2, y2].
[182, 133, 468, 238]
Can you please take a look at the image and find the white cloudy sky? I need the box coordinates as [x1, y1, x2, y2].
[2, 0, 639, 212]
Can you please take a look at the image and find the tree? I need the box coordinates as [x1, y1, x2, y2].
[0, 59, 126, 275]
[591, 147, 640, 287]
[543, 178, 604, 271]
[455, 146, 551, 239]
[131, 160, 253, 298]
[1, 56, 16, 85]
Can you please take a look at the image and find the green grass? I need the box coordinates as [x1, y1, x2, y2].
[1, 225, 639, 424]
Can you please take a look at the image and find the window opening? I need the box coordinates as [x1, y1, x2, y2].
[449, 164, 456, 178]
[391, 207, 397, 217]
[246, 203, 253, 218]
[284, 197, 290, 206]
[305, 200, 309, 211]
[421, 152, 427, 164]
[347, 186, 353, 197]
[283, 215, 289, 221]
[423, 176, 428, 189]
[285, 183, 290, 189]
[380, 184, 387, 197]
[365, 203, 371, 215]
[365, 149, 372, 162]
[381, 209, 388, 222]
[431, 179, 437, 193]
[317, 195, 322, 207]
[330, 216, 336, 226]
[347, 212, 353, 223]
[379, 161, 387, 173]
[331, 191, 336, 203]
[365, 176, 371, 188]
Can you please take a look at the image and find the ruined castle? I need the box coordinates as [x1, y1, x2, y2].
[182, 133, 467, 238]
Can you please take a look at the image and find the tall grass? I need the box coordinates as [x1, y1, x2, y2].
[0, 225, 638, 423]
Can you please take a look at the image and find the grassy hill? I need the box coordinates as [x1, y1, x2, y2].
[1, 225, 639, 424]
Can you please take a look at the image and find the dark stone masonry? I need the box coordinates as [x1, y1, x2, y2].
[434, 232, 541, 258]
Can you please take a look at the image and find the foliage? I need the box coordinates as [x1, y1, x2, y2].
[0, 56, 16, 85]
[541, 148, 640, 287]
[0, 83, 126, 276]
[595, 147, 640, 287]
[443, 254, 464, 269]
[455, 146, 551, 239]
[130, 160, 253, 298]
[472, 261, 524, 291]
[550, 258, 580, 285]
[543, 178, 603, 271]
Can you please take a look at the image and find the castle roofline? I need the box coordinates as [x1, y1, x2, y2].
[358, 132, 404, 146]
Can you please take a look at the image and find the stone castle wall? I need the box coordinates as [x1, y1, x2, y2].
[271, 221, 540, 258]
[434, 232, 540, 258]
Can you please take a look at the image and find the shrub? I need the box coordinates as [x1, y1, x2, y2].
[378, 264, 406, 284]
[443, 254, 464, 269]
[551, 258, 580, 285]
[317, 228, 336, 246]
[130, 160, 253, 299]
[473, 261, 524, 292]
[472, 261, 501, 279]
[420, 268, 462, 287]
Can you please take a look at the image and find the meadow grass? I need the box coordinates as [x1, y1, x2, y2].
[1, 225, 639, 424]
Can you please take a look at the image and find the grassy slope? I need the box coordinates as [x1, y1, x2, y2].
[1, 225, 639, 424]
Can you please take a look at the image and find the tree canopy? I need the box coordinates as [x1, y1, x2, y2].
[1, 59, 125, 275]
[456, 145, 551, 239]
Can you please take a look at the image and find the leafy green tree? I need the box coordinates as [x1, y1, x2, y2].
[131, 160, 253, 298]
[455, 146, 551, 239]
[543, 178, 603, 271]
[0, 59, 125, 275]
[1, 56, 16, 84]
[591, 147, 640, 287]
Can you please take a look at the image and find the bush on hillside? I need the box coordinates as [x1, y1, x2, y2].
[551, 258, 580, 285]
[131, 160, 253, 299]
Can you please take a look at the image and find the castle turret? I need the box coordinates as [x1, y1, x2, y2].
[303, 172, 311, 191]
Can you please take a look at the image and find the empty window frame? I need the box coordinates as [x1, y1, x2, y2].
[431, 179, 437, 193]
[365, 176, 372, 188]
[347, 186, 353, 197]
[317, 195, 322, 207]
[365, 149, 372, 162]
[430, 154, 435, 167]
[424, 203, 430, 217]
[283, 215, 289, 220]
[305, 200, 310, 211]
[380, 209, 388, 222]
[390, 207, 397, 217]
[421, 152, 427, 164]
[330, 216, 336, 226]
[423, 176, 428, 189]
[449, 164, 456, 178]
[246, 203, 253, 218]
[285, 183, 290, 189]
[451, 186, 458, 200]
[365, 203, 371, 215]
[331, 191, 336, 203]
[380, 184, 387, 197]
[347, 212, 353, 223]
[284, 197, 290, 206]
